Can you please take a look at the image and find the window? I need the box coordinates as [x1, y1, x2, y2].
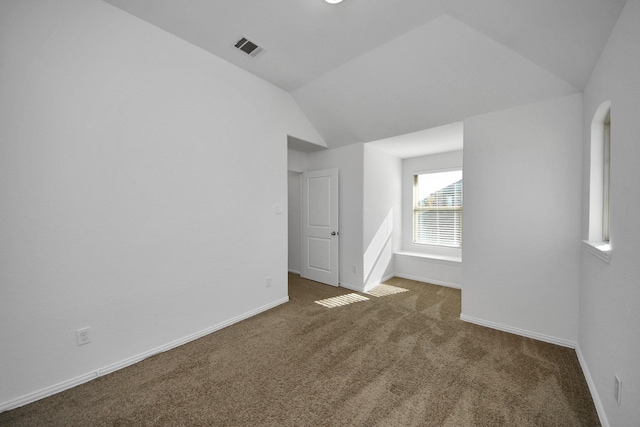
[585, 101, 611, 262]
[602, 110, 611, 242]
[413, 170, 463, 247]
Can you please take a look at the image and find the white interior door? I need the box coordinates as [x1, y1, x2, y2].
[301, 168, 339, 286]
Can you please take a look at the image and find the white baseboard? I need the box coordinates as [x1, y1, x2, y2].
[288, 269, 301, 275]
[381, 273, 396, 284]
[393, 273, 461, 290]
[361, 274, 401, 292]
[460, 314, 576, 349]
[0, 296, 289, 413]
[0, 372, 100, 414]
[339, 281, 365, 293]
[576, 345, 609, 427]
[340, 273, 403, 294]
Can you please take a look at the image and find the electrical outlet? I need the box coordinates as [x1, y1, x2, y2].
[266, 276, 272, 288]
[76, 327, 91, 346]
[614, 375, 622, 405]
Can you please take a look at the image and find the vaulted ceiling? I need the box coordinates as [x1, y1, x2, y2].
[103, 0, 627, 149]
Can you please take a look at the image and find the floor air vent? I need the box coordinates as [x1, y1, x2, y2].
[233, 36, 264, 58]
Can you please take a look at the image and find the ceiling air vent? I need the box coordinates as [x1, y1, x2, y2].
[233, 36, 264, 58]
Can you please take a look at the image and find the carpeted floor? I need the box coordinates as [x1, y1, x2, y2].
[0, 274, 600, 426]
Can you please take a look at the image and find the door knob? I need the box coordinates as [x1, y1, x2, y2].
[331, 231, 338, 236]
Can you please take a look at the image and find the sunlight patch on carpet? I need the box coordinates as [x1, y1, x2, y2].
[365, 284, 409, 297]
[315, 293, 369, 308]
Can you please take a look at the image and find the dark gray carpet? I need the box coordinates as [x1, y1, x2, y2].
[0, 274, 600, 426]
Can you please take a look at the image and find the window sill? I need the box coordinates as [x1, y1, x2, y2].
[395, 251, 462, 264]
[582, 240, 611, 263]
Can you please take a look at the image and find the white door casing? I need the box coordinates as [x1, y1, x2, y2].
[301, 168, 339, 286]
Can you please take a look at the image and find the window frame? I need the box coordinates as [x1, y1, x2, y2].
[412, 169, 463, 248]
[602, 111, 611, 242]
[584, 101, 612, 262]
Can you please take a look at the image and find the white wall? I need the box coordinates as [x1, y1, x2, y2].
[287, 171, 302, 274]
[579, 0, 640, 425]
[0, 0, 321, 409]
[461, 93, 583, 347]
[394, 255, 462, 289]
[363, 145, 402, 289]
[287, 148, 309, 173]
[287, 148, 309, 274]
[307, 144, 364, 290]
[287, 149, 308, 275]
